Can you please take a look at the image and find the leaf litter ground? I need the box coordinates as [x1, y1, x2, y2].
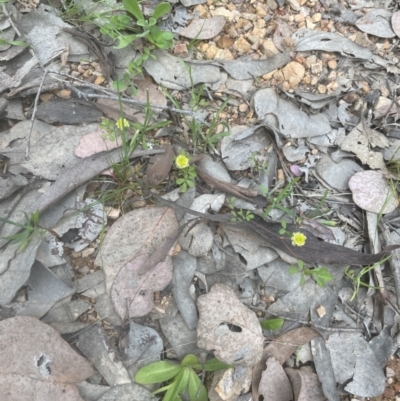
[2, 0, 400, 400]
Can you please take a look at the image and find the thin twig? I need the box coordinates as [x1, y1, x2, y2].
[26, 69, 48, 160]
[50, 72, 210, 126]
[252, 307, 362, 332]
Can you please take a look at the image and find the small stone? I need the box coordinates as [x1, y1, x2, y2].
[227, 26, 238, 38]
[310, 76, 318, 85]
[287, 0, 300, 11]
[57, 89, 72, 99]
[282, 61, 305, 88]
[205, 44, 218, 59]
[266, 0, 278, 11]
[217, 36, 234, 49]
[311, 13, 321, 22]
[326, 81, 338, 93]
[311, 148, 319, 155]
[361, 81, 370, 93]
[40, 93, 54, 102]
[173, 43, 188, 56]
[251, 27, 266, 38]
[343, 93, 358, 104]
[193, 4, 208, 18]
[294, 14, 305, 23]
[317, 84, 327, 94]
[383, 388, 395, 399]
[262, 39, 279, 56]
[306, 19, 316, 29]
[262, 69, 277, 80]
[277, 169, 285, 181]
[79, 265, 90, 275]
[215, 48, 234, 60]
[327, 60, 337, 70]
[239, 103, 248, 113]
[257, 19, 266, 28]
[104, 207, 120, 219]
[211, 7, 234, 20]
[255, 5, 267, 17]
[132, 200, 147, 208]
[311, 61, 323, 75]
[94, 75, 105, 85]
[316, 305, 326, 317]
[71, 251, 81, 258]
[233, 37, 251, 53]
[81, 247, 95, 258]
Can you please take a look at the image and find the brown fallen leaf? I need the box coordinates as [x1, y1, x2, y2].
[0, 316, 94, 401]
[245, 216, 400, 266]
[145, 144, 174, 186]
[252, 327, 321, 401]
[285, 368, 326, 401]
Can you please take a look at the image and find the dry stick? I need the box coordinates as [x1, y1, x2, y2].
[26, 69, 48, 160]
[252, 307, 362, 333]
[50, 72, 210, 126]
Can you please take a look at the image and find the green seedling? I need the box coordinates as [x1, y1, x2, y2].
[260, 317, 284, 331]
[0, 38, 29, 47]
[0, 211, 44, 252]
[176, 165, 197, 192]
[248, 151, 269, 175]
[344, 255, 391, 301]
[135, 354, 231, 401]
[230, 209, 254, 222]
[261, 177, 300, 219]
[289, 259, 333, 287]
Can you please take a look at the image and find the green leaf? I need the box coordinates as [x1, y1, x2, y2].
[114, 34, 137, 49]
[176, 178, 185, 184]
[281, 220, 287, 229]
[260, 317, 284, 330]
[181, 354, 198, 367]
[122, 0, 144, 20]
[180, 183, 187, 192]
[297, 259, 304, 269]
[288, 267, 298, 275]
[162, 31, 174, 40]
[135, 361, 181, 384]
[163, 368, 190, 401]
[188, 370, 208, 401]
[152, 2, 171, 20]
[279, 229, 286, 235]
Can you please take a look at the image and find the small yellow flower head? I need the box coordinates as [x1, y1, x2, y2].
[291, 232, 307, 247]
[176, 154, 189, 169]
[116, 118, 130, 130]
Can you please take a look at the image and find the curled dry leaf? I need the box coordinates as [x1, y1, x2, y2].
[252, 327, 321, 401]
[197, 283, 264, 367]
[349, 171, 398, 214]
[0, 316, 94, 401]
[111, 254, 173, 319]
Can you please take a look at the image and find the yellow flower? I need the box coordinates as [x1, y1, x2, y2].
[176, 154, 189, 169]
[116, 118, 130, 129]
[291, 232, 307, 247]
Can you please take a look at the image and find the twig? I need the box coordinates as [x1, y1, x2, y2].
[26, 69, 48, 160]
[252, 307, 362, 332]
[50, 72, 210, 126]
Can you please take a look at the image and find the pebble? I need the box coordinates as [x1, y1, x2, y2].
[239, 103, 248, 112]
[311, 61, 323, 75]
[79, 265, 90, 274]
[287, 0, 301, 11]
[57, 89, 71, 99]
[212, 7, 234, 20]
[317, 84, 327, 94]
[94, 75, 105, 85]
[327, 60, 338, 70]
[262, 39, 279, 56]
[81, 247, 95, 258]
[311, 13, 321, 22]
[266, 0, 278, 10]
[277, 169, 285, 181]
[217, 36, 234, 49]
[233, 37, 251, 53]
[205, 44, 218, 59]
[227, 26, 238, 38]
[215, 48, 234, 60]
[282, 61, 305, 88]
[71, 251, 81, 258]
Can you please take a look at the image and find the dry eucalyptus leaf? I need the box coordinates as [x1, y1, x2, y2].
[179, 16, 225, 39]
[340, 123, 388, 171]
[197, 283, 264, 367]
[0, 316, 94, 401]
[95, 207, 179, 293]
[259, 357, 293, 401]
[349, 171, 398, 214]
[285, 368, 325, 401]
[74, 129, 120, 158]
[252, 327, 320, 401]
[355, 9, 395, 38]
[111, 254, 173, 319]
[145, 144, 174, 186]
[392, 11, 400, 38]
